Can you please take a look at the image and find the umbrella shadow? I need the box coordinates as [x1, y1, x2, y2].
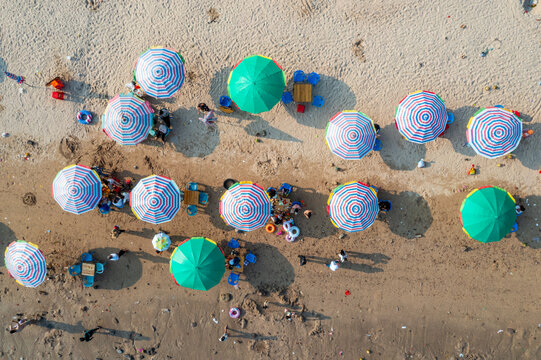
[287, 187, 338, 239]
[379, 123, 427, 170]
[240, 243, 295, 291]
[304, 254, 388, 273]
[0, 58, 6, 83]
[0, 222, 17, 267]
[515, 195, 541, 249]
[447, 105, 480, 157]
[283, 74, 356, 129]
[167, 106, 220, 158]
[203, 185, 232, 231]
[377, 190, 433, 239]
[512, 120, 541, 170]
[81, 247, 146, 290]
[209, 66, 301, 143]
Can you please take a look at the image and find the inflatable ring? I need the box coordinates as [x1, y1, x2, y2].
[285, 235, 295, 243]
[282, 220, 293, 232]
[265, 224, 276, 233]
[77, 110, 92, 124]
[229, 307, 241, 319]
[288, 226, 300, 238]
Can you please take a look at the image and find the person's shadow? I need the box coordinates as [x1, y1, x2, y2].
[35, 319, 150, 340]
[379, 123, 427, 170]
[0, 58, 7, 83]
[304, 254, 389, 273]
[282, 74, 356, 129]
[0, 222, 17, 267]
[377, 190, 433, 239]
[515, 195, 541, 249]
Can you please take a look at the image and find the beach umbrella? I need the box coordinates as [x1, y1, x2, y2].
[227, 55, 286, 114]
[102, 93, 154, 145]
[466, 107, 522, 159]
[325, 110, 377, 160]
[327, 181, 378, 232]
[220, 181, 271, 231]
[460, 186, 516, 243]
[395, 90, 449, 143]
[4, 71, 25, 84]
[134, 47, 185, 99]
[130, 175, 181, 224]
[52, 164, 101, 215]
[170, 237, 225, 291]
[152, 232, 171, 252]
[4, 240, 46, 287]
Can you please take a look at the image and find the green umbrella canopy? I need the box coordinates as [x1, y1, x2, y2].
[227, 55, 286, 114]
[170, 237, 225, 291]
[460, 186, 516, 243]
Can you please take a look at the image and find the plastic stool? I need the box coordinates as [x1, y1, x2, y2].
[52, 91, 64, 100]
[312, 95, 324, 107]
[297, 104, 305, 113]
[447, 112, 455, 124]
[373, 139, 383, 151]
[281, 91, 293, 104]
[307, 72, 320, 86]
[293, 70, 305, 83]
[187, 205, 197, 216]
[219, 96, 232, 107]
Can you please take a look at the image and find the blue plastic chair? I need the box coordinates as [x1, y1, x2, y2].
[219, 96, 232, 107]
[281, 91, 293, 104]
[307, 72, 320, 86]
[266, 187, 277, 198]
[81, 252, 93, 262]
[98, 203, 111, 215]
[312, 95, 324, 107]
[179, 191, 185, 202]
[68, 264, 82, 276]
[510, 222, 518, 233]
[245, 253, 257, 264]
[228, 272, 239, 286]
[373, 139, 383, 151]
[187, 182, 198, 191]
[379, 200, 392, 212]
[95, 263, 105, 274]
[293, 70, 305, 83]
[447, 112, 455, 124]
[279, 183, 293, 197]
[187, 205, 198, 216]
[83, 276, 94, 288]
[198, 192, 209, 205]
[228, 239, 240, 249]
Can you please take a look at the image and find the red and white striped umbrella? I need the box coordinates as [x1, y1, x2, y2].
[4, 240, 47, 288]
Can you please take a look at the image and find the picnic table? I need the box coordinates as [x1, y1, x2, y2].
[184, 190, 200, 205]
[226, 247, 247, 273]
[293, 83, 313, 103]
[81, 262, 96, 276]
[272, 197, 292, 213]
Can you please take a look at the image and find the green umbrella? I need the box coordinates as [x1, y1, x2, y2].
[170, 237, 225, 291]
[227, 55, 286, 114]
[460, 186, 516, 243]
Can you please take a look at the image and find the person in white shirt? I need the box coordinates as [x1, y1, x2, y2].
[326, 260, 339, 271]
[338, 250, 348, 263]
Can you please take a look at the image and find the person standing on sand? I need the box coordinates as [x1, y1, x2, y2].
[219, 325, 229, 342]
[298, 255, 307, 266]
[326, 260, 339, 271]
[303, 210, 312, 219]
[107, 250, 127, 261]
[79, 326, 102, 342]
[338, 250, 348, 263]
[111, 225, 125, 240]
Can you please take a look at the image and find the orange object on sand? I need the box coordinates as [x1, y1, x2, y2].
[265, 224, 276, 233]
[50, 79, 64, 89]
[468, 164, 476, 175]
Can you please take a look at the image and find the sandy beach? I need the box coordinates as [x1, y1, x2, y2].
[1, 0, 541, 359]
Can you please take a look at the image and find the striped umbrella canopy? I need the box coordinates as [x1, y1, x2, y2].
[219, 181, 271, 231]
[327, 181, 379, 232]
[135, 47, 185, 99]
[325, 110, 377, 160]
[130, 175, 181, 224]
[52, 164, 101, 214]
[170, 237, 225, 291]
[395, 90, 449, 143]
[460, 186, 516, 243]
[4, 240, 47, 288]
[227, 55, 286, 114]
[152, 232, 171, 252]
[466, 107, 522, 159]
[102, 93, 154, 145]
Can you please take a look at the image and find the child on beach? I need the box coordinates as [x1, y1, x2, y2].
[338, 250, 348, 263]
[111, 226, 125, 240]
[219, 325, 229, 342]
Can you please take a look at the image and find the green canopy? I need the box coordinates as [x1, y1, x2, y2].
[170, 237, 225, 291]
[460, 186, 516, 243]
[227, 55, 286, 114]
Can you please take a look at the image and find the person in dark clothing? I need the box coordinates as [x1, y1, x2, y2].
[379, 201, 391, 212]
[197, 103, 211, 114]
[80, 326, 102, 342]
[374, 123, 381, 134]
[158, 109, 172, 129]
[298, 255, 307, 266]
